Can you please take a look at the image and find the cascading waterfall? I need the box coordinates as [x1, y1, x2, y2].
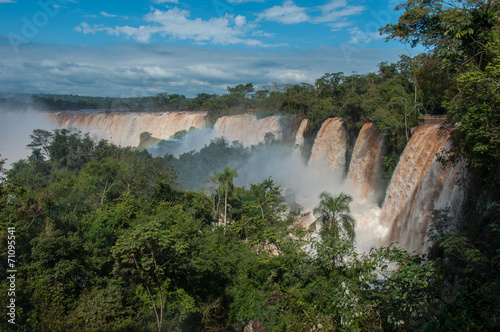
[213, 115, 283, 146]
[346, 123, 385, 201]
[308, 118, 347, 178]
[380, 124, 462, 252]
[43, 110, 463, 253]
[294, 119, 308, 148]
[46, 111, 207, 147]
[293, 118, 308, 157]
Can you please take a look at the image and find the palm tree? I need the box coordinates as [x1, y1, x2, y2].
[213, 167, 238, 227]
[313, 191, 356, 244]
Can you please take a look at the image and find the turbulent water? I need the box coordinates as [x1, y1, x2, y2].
[294, 119, 308, 148]
[308, 118, 347, 178]
[346, 123, 385, 202]
[46, 111, 207, 147]
[380, 124, 462, 252]
[42, 111, 461, 253]
[213, 115, 283, 146]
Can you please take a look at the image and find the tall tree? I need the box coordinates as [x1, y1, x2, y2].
[213, 167, 238, 227]
[313, 191, 356, 244]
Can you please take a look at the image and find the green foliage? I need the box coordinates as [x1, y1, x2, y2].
[368, 246, 437, 331]
[112, 206, 201, 331]
[212, 167, 238, 227]
[33, 92, 191, 111]
[3, 1, 500, 328]
[3, 123, 499, 331]
[422, 208, 500, 331]
[313, 191, 356, 244]
[160, 137, 250, 191]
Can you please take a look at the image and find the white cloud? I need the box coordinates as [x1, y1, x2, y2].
[257, 1, 309, 24]
[234, 15, 246, 28]
[314, 0, 365, 23]
[101, 11, 117, 18]
[153, 0, 179, 3]
[227, 0, 264, 3]
[187, 65, 234, 80]
[75, 22, 99, 34]
[77, 8, 264, 46]
[256, 0, 365, 28]
[348, 27, 385, 45]
[0, 0, 16, 3]
[100, 11, 129, 19]
[327, 21, 353, 31]
[276, 70, 311, 83]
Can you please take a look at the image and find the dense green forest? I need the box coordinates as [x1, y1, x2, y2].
[1, 0, 499, 330]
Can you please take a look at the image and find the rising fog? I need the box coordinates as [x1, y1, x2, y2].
[149, 128, 390, 253]
[0, 108, 58, 168]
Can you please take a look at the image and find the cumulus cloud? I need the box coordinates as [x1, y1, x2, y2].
[77, 8, 264, 46]
[0, 0, 16, 3]
[256, 0, 365, 26]
[257, 1, 309, 24]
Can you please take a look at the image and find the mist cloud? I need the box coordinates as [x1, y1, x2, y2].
[0, 108, 57, 167]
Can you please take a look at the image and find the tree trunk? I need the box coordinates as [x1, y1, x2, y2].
[224, 185, 228, 227]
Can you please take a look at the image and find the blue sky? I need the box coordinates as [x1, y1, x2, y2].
[0, 0, 420, 97]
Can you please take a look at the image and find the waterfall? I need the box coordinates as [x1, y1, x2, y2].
[213, 115, 283, 146]
[293, 118, 308, 157]
[308, 118, 347, 177]
[294, 119, 308, 148]
[45, 111, 207, 147]
[43, 110, 464, 253]
[380, 124, 462, 252]
[346, 123, 385, 201]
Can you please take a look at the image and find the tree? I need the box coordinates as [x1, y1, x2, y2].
[381, 0, 498, 66]
[232, 178, 287, 244]
[112, 207, 199, 332]
[227, 83, 254, 97]
[313, 192, 356, 244]
[27, 129, 53, 160]
[0, 154, 5, 178]
[212, 167, 238, 227]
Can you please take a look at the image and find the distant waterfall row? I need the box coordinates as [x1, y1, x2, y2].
[46, 110, 462, 252]
[46, 111, 207, 147]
